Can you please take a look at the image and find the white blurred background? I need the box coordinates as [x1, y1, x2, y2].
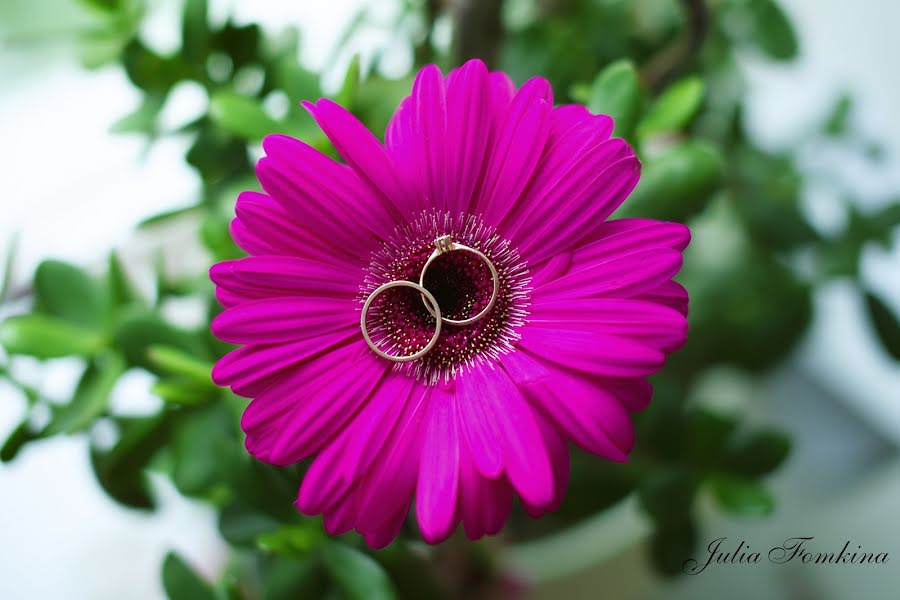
[1, 0, 899, 598]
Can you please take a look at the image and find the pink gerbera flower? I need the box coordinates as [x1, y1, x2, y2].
[210, 59, 689, 548]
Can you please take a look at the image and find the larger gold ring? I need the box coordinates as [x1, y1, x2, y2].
[361, 280, 442, 362]
[418, 235, 500, 326]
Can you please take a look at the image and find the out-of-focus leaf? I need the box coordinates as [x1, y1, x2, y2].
[138, 205, 202, 230]
[710, 476, 775, 516]
[587, 59, 640, 137]
[0, 232, 18, 303]
[617, 140, 724, 222]
[210, 22, 261, 70]
[187, 124, 251, 184]
[824, 93, 852, 136]
[46, 352, 125, 434]
[91, 413, 173, 509]
[1, 419, 42, 463]
[34, 260, 106, 327]
[210, 91, 280, 141]
[322, 542, 396, 600]
[336, 54, 361, 109]
[638, 470, 697, 525]
[637, 76, 704, 139]
[123, 39, 187, 92]
[114, 313, 207, 374]
[257, 524, 322, 558]
[747, 0, 799, 60]
[864, 291, 900, 361]
[108, 251, 139, 308]
[201, 213, 244, 261]
[722, 428, 792, 477]
[152, 379, 217, 406]
[181, 0, 210, 67]
[731, 145, 816, 251]
[78, 0, 120, 12]
[148, 345, 214, 384]
[685, 408, 738, 468]
[111, 93, 167, 136]
[171, 404, 233, 496]
[220, 504, 282, 547]
[162, 552, 218, 600]
[0, 315, 104, 358]
[650, 515, 697, 576]
[263, 556, 329, 600]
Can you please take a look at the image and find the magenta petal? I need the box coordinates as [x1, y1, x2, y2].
[445, 59, 492, 214]
[469, 366, 555, 510]
[212, 333, 357, 395]
[522, 416, 569, 516]
[458, 441, 513, 540]
[503, 351, 632, 460]
[248, 348, 389, 465]
[212, 297, 353, 344]
[477, 78, 552, 225]
[297, 373, 415, 514]
[209, 256, 361, 303]
[534, 248, 684, 301]
[302, 99, 408, 220]
[455, 375, 504, 478]
[519, 327, 664, 378]
[502, 117, 621, 238]
[517, 155, 642, 261]
[416, 386, 460, 543]
[353, 387, 429, 535]
[529, 298, 688, 352]
[638, 280, 690, 316]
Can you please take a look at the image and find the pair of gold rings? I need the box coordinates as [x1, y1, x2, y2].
[360, 235, 499, 362]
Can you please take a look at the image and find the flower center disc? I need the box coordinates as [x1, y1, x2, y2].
[361, 212, 531, 384]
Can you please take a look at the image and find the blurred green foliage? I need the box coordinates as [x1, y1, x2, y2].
[2, 0, 900, 597]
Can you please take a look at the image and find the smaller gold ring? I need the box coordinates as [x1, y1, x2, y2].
[361, 280, 442, 362]
[418, 235, 500, 326]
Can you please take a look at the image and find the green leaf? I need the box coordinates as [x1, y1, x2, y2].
[171, 404, 234, 496]
[114, 313, 207, 374]
[257, 524, 322, 558]
[152, 379, 218, 406]
[148, 345, 214, 384]
[181, 0, 210, 67]
[685, 408, 738, 468]
[0, 232, 18, 303]
[108, 251, 140, 308]
[34, 260, 106, 327]
[162, 552, 218, 600]
[219, 504, 282, 546]
[650, 515, 697, 576]
[616, 140, 724, 221]
[46, 352, 125, 434]
[722, 428, 792, 477]
[587, 59, 641, 137]
[336, 55, 361, 109]
[637, 76, 704, 139]
[111, 93, 167, 136]
[748, 0, 799, 60]
[91, 413, 173, 509]
[864, 291, 900, 361]
[210, 91, 280, 141]
[1, 418, 42, 463]
[824, 93, 853, 136]
[123, 39, 188, 92]
[321, 542, 396, 600]
[638, 470, 697, 526]
[710, 477, 775, 516]
[0, 315, 105, 358]
[263, 556, 329, 600]
[200, 213, 244, 261]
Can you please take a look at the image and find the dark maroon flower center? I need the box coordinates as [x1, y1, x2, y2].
[361, 212, 531, 383]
